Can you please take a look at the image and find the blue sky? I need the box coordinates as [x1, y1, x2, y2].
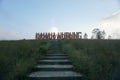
[0, 0, 120, 39]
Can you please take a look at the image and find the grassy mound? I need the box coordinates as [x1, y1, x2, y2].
[61, 39, 120, 80]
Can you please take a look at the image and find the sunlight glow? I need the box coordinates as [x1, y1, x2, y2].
[49, 27, 58, 34]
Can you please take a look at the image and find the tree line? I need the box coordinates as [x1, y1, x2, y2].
[83, 28, 111, 39]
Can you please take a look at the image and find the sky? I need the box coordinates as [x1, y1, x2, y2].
[0, 0, 120, 40]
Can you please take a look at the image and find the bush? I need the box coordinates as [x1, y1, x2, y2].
[61, 39, 120, 80]
[0, 40, 50, 80]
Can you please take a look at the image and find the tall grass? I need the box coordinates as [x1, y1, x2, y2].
[61, 39, 120, 80]
[0, 40, 50, 80]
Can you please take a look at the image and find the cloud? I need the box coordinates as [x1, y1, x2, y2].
[100, 10, 120, 39]
[0, 27, 22, 40]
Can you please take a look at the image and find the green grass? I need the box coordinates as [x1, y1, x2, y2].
[61, 39, 120, 80]
[0, 40, 50, 80]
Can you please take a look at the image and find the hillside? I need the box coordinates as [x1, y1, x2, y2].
[0, 39, 120, 80]
[0, 40, 50, 80]
[61, 39, 120, 80]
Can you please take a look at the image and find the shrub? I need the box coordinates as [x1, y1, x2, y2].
[61, 39, 120, 80]
[0, 40, 50, 80]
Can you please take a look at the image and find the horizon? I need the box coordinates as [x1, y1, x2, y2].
[0, 0, 120, 40]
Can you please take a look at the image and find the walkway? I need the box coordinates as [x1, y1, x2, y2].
[28, 40, 82, 80]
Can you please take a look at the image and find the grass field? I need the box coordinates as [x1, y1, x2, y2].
[61, 39, 120, 80]
[0, 40, 50, 80]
